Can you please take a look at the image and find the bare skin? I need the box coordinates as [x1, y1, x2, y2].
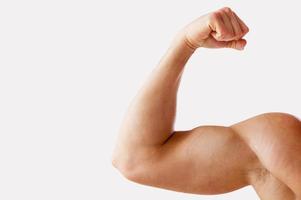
[112, 7, 301, 200]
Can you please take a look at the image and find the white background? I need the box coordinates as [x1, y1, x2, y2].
[0, 0, 300, 199]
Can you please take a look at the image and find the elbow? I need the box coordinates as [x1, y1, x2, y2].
[112, 156, 136, 181]
[111, 152, 147, 183]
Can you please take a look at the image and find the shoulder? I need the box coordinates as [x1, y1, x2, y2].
[231, 112, 301, 197]
[232, 112, 300, 129]
[230, 112, 301, 144]
[254, 112, 300, 127]
[230, 112, 301, 166]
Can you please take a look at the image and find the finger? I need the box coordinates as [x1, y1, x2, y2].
[233, 12, 249, 36]
[225, 39, 247, 50]
[219, 9, 235, 40]
[209, 12, 228, 41]
[225, 9, 243, 40]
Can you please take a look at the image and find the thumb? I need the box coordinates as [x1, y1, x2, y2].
[222, 39, 247, 50]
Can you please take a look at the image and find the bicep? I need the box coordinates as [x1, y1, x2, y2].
[137, 126, 253, 195]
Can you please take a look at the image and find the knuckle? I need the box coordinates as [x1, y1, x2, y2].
[209, 12, 220, 21]
[235, 28, 243, 35]
[222, 7, 232, 13]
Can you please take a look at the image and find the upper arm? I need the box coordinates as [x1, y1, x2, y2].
[115, 112, 301, 196]
[131, 125, 256, 195]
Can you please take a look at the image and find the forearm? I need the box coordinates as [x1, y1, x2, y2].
[123, 34, 194, 144]
[113, 33, 194, 164]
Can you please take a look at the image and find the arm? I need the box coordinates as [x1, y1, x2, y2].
[112, 7, 251, 194]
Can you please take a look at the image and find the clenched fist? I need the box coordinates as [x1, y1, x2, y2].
[182, 7, 249, 50]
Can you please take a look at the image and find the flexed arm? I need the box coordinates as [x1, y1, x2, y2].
[112, 7, 252, 194]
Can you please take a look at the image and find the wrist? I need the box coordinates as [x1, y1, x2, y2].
[172, 31, 198, 52]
